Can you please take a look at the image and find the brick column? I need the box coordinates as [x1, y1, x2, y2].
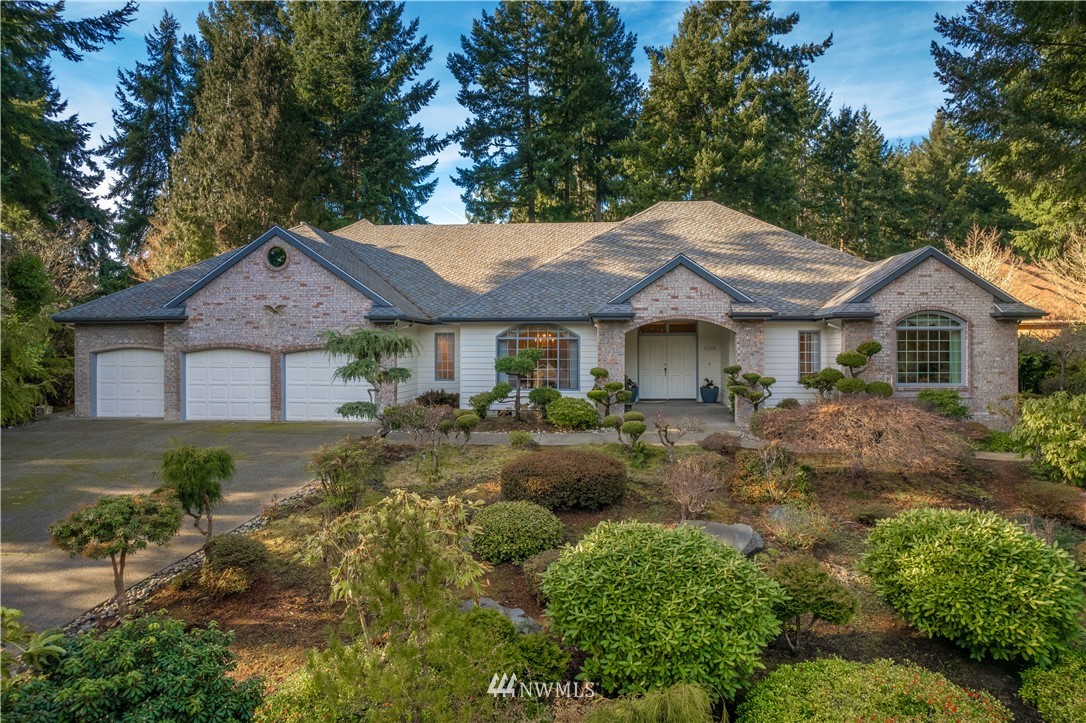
[163, 326, 182, 420]
[733, 320, 765, 428]
[595, 321, 626, 378]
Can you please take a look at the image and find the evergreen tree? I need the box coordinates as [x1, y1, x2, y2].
[624, 1, 830, 227]
[142, 1, 323, 278]
[933, 1, 1085, 256]
[287, 1, 445, 225]
[900, 111, 1013, 247]
[449, 0, 638, 222]
[849, 109, 908, 259]
[100, 11, 196, 258]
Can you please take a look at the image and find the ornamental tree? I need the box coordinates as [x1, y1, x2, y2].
[50, 493, 182, 615]
[836, 340, 882, 377]
[160, 445, 235, 551]
[587, 367, 631, 417]
[494, 347, 543, 419]
[322, 326, 420, 436]
[767, 555, 857, 652]
[728, 370, 776, 411]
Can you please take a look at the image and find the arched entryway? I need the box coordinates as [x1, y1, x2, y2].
[626, 319, 736, 402]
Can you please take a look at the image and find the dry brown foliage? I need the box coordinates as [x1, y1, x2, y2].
[946, 224, 1020, 290]
[665, 455, 721, 520]
[753, 397, 970, 475]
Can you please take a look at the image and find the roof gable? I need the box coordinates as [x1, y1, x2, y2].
[609, 254, 755, 304]
[845, 246, 1019, 304]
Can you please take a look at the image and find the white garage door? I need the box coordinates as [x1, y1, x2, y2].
[284, 350, 372, 421]
[95, 349, 164, 418]
[185, 349, 271, 420]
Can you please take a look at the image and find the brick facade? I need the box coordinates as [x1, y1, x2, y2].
[74, 323, 166, 417]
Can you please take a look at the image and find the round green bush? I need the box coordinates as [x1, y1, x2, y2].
[455, 412, 480, 430]
[1019, 650, 1086, 723]
[735, 658, 1011, 722]
[623, 411, 645, 422]
[544, 522, 784, 697]
[528, 386, 561, 413]
[620, 420, 647, 441]
[865, 380, 893, 397]
[834, 377, 867, 394]
[472, 501, 563, 563]
[860, 507, 1086, 665]
[835, 351, 869, 369]
[546, 397, 599, 430]
[206, 533, 268, 573]
[602, 414, 622, 429]
[776, 398, 800, 409]
[500, 449, 627, 510]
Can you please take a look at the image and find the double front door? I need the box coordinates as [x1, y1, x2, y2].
[639, 335, 696, 400]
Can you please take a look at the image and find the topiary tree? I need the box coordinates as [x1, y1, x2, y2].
[799, 367, 845, 399]
[50, 493, 182, 615]
[494, 347, 543, 419]
[836, 340, 882, 378]
[160, 444, 235, 552]
[454, 412, 480, 446]
[729, 370, 775, 411]
[766, 556, 857, 652]
[528, 386, 560, 418]
[1, 612, 263, 721]
[587, 367, 631, 417]
[322, 326, 420, 436]
[545, 522, 784, 697]
[860, 507, 1086, 665]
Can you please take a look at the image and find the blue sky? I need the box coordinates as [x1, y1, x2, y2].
[56, 1, 968, 224]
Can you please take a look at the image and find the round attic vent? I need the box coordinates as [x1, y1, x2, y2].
[266, 245, 288, 269]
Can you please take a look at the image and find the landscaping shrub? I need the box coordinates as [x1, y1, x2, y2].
[2, 612, 262, 721]
[623, 410, 645, 422]
[469, 382, 513, 419]
[766, 556, 857, 651]
[544, 522, 784, 697]
[754, 396, 970, 474]
[507, 430, 538, 449]
[528, 386, 561, 416]
[522, 547, 562, 602]
[834, 377, 867, 394]
[776, 397, 800, 409]
[1075, 541, 1086, 570]
[730, 443, 809, 504]
[1017, 479, 1086, 524]
[1012, 391, 1086, 487]
[546, 397, 599, 430]
[199, 564, 251, 600]
[206, 533, 268, 574]
[453, 412, 480, 444]
[307, 436, 385, 514]
[916, 389, 972, 419]
[1019, 650, 1086, 723]
[734, 658, 1011, 722]
[978, 429, 1017, 452]
[666, 455, 721, 520]
[583, 683, 714, 723]
[417, 389, 460, 408]
[471, 501, 563, 564]
[501, 449, 626, 510]
[865, 380, 892, 397]
[698, 431, 740, 455]
[510, 628, 571, 683]
[860, 507, 1086, 665]
[766, 503, 832, 550]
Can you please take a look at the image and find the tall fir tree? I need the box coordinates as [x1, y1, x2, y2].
[449, 0, 639, 222]
[624, 0, 830, 227]
[900, 111, 1013, 248]
[100, 11, 196, 259]
[287, 1, 445, 225]
[142, 1, 323, 278]
[933, 1, 1085, 257]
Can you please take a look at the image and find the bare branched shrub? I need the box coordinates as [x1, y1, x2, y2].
[753, 397, 970, 475]
[653, 413, 706, 463]
[666, 455, 721, 520]
[1036, 233, 1086, 321]
[946, 224, 1020, 290]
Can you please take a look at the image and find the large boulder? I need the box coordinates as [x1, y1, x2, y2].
[682, 520, 764, 556]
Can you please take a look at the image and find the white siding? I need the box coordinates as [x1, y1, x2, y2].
[696, 322, 734, 393]
[459, 322, 597, 408]
[763, 322, 841, 406]
[409, 325, 460, 399]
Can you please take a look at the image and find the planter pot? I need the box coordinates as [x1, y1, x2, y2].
[700, 387, 719, 404]
[627, 387, 639, 403]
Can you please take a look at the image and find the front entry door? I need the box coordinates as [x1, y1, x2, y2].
[639, 335, 697, 400]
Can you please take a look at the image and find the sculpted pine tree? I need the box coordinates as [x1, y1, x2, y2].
[287, 1, 445, 224]
[322, 326, 420, 436]
[160, 445, 235, 552]
[100, 10, 196, 258]
[625, 0, 830, 227]
[142, 1, 323, 278]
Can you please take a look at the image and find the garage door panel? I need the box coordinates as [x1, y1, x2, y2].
[185, 349, 271, 420]
[284, 350, 371, 421]
[95, 349, 164, 418]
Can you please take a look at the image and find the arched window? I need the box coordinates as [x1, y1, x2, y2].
[496, 324, 580, 390]
[896, 312, 963, 385]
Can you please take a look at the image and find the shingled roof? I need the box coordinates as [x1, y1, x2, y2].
[53, 201, 1043, 324]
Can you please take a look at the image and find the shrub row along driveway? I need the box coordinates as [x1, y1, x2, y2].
[1, 416, 358, 630]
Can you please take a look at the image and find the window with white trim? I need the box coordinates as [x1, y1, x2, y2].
[434, 332, 455, 381]
[896, 312, 963, 385]
[496, 324, 579, 390]
[798, 330, 821, 377]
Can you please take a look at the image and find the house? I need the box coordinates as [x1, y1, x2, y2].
[54, 201, 1044, 428]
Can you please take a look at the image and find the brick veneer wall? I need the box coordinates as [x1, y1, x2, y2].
[861, 257, 1019, 428]
[74, 323, 166, 417]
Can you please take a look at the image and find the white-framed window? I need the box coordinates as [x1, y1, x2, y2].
[798, 330, 821, 377]
[434, 332, 455, 381]
[496, 324, 580, 390]
[896, 312, 964, 385]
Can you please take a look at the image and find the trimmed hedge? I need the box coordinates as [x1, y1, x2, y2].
[471, 501, 563, 564]
[735, 658, 1011, 722]
[544, 522, 784, 697]
[860, 508, 1086, 665]
[500, 449, 627, 510]
[1019, 650, 1086, 723]
[206, 534, 268, 573]
[545, 397, 599, 430]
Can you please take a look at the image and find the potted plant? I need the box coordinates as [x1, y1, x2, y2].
[700, 378, 719, 404]
[625, 376, 639, 403]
